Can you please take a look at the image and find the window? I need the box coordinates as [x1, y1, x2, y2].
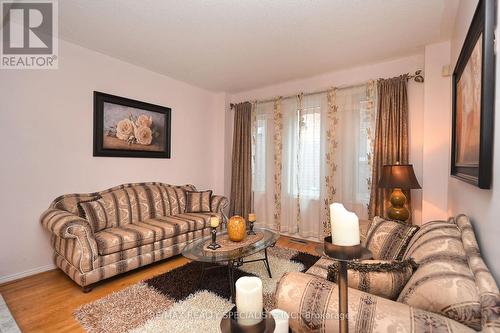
[296, 107, 321, 198]
[253, 117, 267, 192]
[250, 84, 375, 238]
[252, 102, 274, 194]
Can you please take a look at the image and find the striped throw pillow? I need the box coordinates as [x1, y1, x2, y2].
[185, 190, 212, 213]
[365, 217, 419, 260]
[78, 197, 107, 232]
[327, 259, 416, 300]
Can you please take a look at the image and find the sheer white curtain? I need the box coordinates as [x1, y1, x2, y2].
[252, 84, 375, 240]
[281, 94, 327, 238]
[252, 101, 275, 229]
[333, 85, 375, 219]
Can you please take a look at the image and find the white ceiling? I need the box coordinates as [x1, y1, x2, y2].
[59, 0, 459, 93]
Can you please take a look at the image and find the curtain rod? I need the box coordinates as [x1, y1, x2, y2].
[230, 70, 424, 108]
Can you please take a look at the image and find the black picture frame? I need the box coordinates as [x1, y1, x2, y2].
[451, 0, 496, 189]
[93, 91, 171, 158]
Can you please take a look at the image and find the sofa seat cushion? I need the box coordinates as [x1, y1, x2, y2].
[95, 223, 159, 255]
[95, 212, 217, 255]
[327, 259, 415, 300]
[307, 257, 415, 300]
[143, 212, 218, 238]
[94, 228, 211, 267]
[306, 257, 333, 279]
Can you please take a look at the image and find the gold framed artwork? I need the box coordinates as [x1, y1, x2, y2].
[451, 0, 495, 189]
[93, 91, 171, 158]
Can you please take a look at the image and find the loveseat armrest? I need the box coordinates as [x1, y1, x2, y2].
[275, 272, 474, 333]
[211, 195, 229, 220]
[40, 208, 98, 272]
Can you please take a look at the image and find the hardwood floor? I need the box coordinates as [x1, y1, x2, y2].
[0, 236, 320, 333]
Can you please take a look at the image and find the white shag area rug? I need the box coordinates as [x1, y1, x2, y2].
[75, 246, 319, 333]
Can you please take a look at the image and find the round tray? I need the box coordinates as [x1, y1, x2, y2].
[321, 237, 372, 261]
[204, 232, 264, 253]
[220, 306, 275, 333]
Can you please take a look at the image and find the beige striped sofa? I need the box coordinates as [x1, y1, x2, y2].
[275, 215, 500, 333]
[40, 182, 228, 291]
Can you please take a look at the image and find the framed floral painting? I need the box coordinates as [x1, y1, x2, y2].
[451, 0, 495, 189]
[93, 91, 171, 158]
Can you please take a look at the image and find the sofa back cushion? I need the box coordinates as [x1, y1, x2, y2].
[398, 220, 482, 330]
[163, 185, 194, 215]
[53, 183, 196, 232]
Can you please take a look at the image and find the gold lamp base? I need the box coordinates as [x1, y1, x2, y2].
[387, 188, 410, 222]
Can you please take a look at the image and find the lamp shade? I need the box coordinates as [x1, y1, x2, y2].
[378, 164, 421, 189]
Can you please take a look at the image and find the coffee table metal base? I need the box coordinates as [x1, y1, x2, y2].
[198, 247, 273, 303]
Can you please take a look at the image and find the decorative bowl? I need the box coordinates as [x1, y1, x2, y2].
[228, 215, 247, 242]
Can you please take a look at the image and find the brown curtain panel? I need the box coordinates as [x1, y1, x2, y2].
[368, 75, 411, 221]
[229, 102, 253, 219]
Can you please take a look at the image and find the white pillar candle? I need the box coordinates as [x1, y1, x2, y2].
[210, 216, 220, 228]
[329, 203, 360, 246]
[270, 309, 289, 333]
[236, 276, 263, 326]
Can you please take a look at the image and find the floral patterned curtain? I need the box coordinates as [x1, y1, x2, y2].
[273, 97, 283, 230]
[323, 88, 338, 236]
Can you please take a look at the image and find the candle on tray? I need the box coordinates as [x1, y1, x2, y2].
[210, 216, 220, 228]
[247, 213, 257, 235]
[329, 203, 360, 246]
[207, 216, 221, 250]
[236, 276, 263, 326]
[270, 309, 289, 333]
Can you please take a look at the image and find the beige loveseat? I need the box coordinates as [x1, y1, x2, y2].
[40, 182, 228, 291]
[275, 215, 500, 332]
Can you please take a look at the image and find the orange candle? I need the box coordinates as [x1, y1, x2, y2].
[248, 213, 257, 222]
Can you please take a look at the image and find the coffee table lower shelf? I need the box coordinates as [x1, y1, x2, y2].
[198, 247, 273, 303]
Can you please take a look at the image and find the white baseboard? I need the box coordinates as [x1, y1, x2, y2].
[279, 231, 321, 243]
[0, 264, 55, 285]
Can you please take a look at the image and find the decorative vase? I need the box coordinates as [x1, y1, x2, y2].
[227, 215, 246, 242]
[387, 188, 410, 222]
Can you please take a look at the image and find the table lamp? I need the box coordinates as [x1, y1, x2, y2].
[377, 163, 421, 222]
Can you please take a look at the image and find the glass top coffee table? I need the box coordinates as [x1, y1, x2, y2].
[182, 227, 279, 302]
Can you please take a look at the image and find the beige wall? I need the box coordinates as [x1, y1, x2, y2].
[422, 41, 452, 222]
[447, 0, 500, 280]
[0, 39, 227, 282]
[229, 54, 425, 225]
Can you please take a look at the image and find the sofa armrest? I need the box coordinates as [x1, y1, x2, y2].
[40, 208, 98, 272]
[211, 195, 229, 219]
[41, 208, 93, 237]
[275, 272, 474, 333]
[360, 219, 370, 245]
